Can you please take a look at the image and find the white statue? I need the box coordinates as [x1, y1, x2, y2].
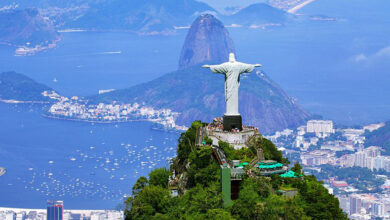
[203, 53, 261, 116]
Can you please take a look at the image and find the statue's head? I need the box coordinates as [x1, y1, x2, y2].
[229, 53, 236, 62]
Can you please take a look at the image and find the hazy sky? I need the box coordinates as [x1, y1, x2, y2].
[198, 0, 267, 13]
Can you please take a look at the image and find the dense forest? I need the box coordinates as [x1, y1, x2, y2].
[124, 121, 347, 219]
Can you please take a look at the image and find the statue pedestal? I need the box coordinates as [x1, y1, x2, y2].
[223, 115, 242, 131]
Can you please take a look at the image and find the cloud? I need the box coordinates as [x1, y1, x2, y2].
[374, 46, 390, 57]
[352, 46, 390, 63]
[353, 54, 368, 62]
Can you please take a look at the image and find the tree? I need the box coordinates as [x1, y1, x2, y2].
[284, 199, 310, 220]
[231, 181, 260, 219]
[149, 168, 171, 188]
[132, 176, 148, 196]
[186, 184, 222, 214]
[259, 195, 286, 220]
[177, 121, 202, 161]
[205, 209, 234, 220]
[298, 177, 348, 220]
[186, 146, 220, 188]
[291, 162, 302, 175]
[127, 185, 171, 219]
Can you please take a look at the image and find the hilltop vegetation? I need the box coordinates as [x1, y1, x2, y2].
[124, 121, 347, 219]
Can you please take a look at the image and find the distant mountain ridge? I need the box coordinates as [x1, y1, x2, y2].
[0, 8, 60, 47]
[0, 0, 292, 33]
[0, 71, 54, 102]
[65, 0, 217, 33]
[224, 3, 293, 27]
[178, 14, 235, 69]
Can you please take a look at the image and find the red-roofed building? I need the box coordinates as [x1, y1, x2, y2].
[332, 181, 348, 187]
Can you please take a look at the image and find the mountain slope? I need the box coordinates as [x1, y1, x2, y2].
[0, 8, 60, 47]
[66, 0, 217, 33]
[90, 65, 310, 134]
[224, 3, 292, 27]
[0, 72, 54, 102]
[365, 121, 390, 155]
[179, 14, 235, 69]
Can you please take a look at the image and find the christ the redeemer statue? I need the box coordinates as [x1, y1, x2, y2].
[203, 53, 261, 131]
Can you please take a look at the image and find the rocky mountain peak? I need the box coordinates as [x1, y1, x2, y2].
[178, 14, 235, 70]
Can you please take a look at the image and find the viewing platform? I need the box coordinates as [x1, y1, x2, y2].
[205, 118, 259, 149]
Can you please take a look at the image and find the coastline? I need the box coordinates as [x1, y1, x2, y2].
[43, 114, 186, 132]
[42, 114, 150, 124]
[0, 99, 50, 104]
[14, 37, 61, 56]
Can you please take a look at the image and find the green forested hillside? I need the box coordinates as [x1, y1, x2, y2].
[124, 121, 347, 220]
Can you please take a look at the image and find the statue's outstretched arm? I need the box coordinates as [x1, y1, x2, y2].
[254, 64, 262, 67]
[202, 65, 211, 68]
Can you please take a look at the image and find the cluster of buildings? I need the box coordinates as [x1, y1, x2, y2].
[45, 93, 186, 131]
[0, 201, 123, 220]
[338, 146, 390, 172]
[267, 120, 390, 219]
[337, 193, 390, 219]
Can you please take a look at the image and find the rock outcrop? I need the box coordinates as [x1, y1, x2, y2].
[178, 14, 235, 70]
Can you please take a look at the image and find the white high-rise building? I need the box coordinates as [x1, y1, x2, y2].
[306, 120, 335, 134]
[5, 212, 16, 220]
[355, 151, 367, 168]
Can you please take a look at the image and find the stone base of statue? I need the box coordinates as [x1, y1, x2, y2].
[223, 115, 243, 131]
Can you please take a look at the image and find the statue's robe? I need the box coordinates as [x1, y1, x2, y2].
[209, 62, 255, 116]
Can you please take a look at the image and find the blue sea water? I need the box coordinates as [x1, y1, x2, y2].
[0, 31, 186, 97]
[0, 103, 179, 209]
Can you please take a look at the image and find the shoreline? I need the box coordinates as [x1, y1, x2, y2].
[14, 37, 61, 56]
[43, 114, 186, 132]
[42, 114, 150, 124]
[0, 99, 50, 104]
